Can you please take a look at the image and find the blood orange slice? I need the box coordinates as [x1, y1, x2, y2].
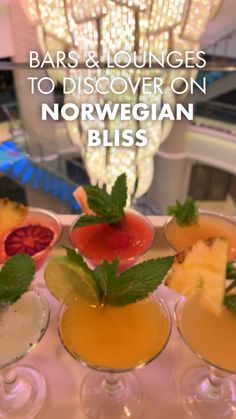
[4, 224, 54, 257]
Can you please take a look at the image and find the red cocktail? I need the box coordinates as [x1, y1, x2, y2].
[69, 209, 154, 271]
[0, 208, 62, 270]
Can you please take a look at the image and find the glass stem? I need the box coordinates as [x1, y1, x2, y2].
[202, 367, 224, 398]
[103, 373, 122, 397]
[0, 367, 18, 394]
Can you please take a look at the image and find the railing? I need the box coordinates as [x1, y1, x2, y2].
[194, 101, 236, 135]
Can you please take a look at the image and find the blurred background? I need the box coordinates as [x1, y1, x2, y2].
[0, 0, 236, 216]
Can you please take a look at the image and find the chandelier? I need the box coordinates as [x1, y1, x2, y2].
[20, 0, 223, 198]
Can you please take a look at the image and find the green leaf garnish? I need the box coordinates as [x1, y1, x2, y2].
[0, 254, 35, 305]
[94, 259, 119, 303]
[52, 248, 174, 307]
[110, 173, 127, 218]
[222, 263, 236, 314]
[74, 173, 127, 228]
[167, 197, 198, 226]
[106, 257, 174, 306]
[74, 215, 118, 228]
[226, 263, 236, 281]
[224, 295, 236, 315]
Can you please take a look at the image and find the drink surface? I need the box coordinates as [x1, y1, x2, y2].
[60, 297, 169, 370]
[0, 291, 48, 368]
[165, 213, 236, 261]
[179, 293, 236, 373]
[70, 211, 154, 262]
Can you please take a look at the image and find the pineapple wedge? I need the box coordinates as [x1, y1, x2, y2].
[166, 237, 227, 312]
[0, 198, 27, 238]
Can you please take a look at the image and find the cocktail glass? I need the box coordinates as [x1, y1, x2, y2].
[0, 288, 50, 418]
[58, 294, 171, 419]
[0, 207, 62, 270]
[69, 208, 155, 272]
[175, 293, 236, 418]
[163, 209, 236, 262]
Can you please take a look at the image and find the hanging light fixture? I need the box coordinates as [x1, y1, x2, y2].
[20, 0, 224, 197]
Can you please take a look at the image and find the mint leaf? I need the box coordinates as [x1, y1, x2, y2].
[226, 263, 236, 281]
[73, 214, 119, 229]
[168, 197, 198, 226]
[111, 173, 127, 218]
[84, 186, 116, 217]
[73, 173, 128, 228]
[225, 263, 236, 294]
[106, 257, 174, 306]
[0, 254, 35, 304]
[224, 295, 236, 315]
[94, 259, 119, 302]
[64, 246, 91, 273]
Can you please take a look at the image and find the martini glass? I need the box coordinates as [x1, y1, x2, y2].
[175, 293, 236, 418]
[0, 289, 50, 418]
[0, 207, 62, 271]
[58, 294, 171, 419]
[69, 208, 155, 272]
[163, 210, 236, 262]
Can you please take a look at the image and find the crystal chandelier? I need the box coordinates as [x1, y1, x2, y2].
[20, 0, 223, 197]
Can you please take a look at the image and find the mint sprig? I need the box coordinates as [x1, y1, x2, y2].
[94, 259, 119, 303]
[224, 295, 236, 315]
[63, 248, 174, 306]
[106, 257, 174, 306]
[74, 173, 127, 228]
[167, 197, 198, 226]
[0, 254, 35, 305]
[224, 263, 236, 314]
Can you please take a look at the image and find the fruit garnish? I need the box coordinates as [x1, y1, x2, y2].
[166, 237, 227, 312]
[44, 251, 101, 305]
[73, 186, 95, 215]
[0, 198, 27, 238]
[0, 254, 35, 305]
[4, 225, 54, 257]
[73, 173, 128, 228]
[167, 197, 198, 226]
[44, 247, 174, 306]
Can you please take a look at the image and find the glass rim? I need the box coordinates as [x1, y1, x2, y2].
[68, 207, 155, 262]
[0, 287, 50, 370]
[163, 209, 236, 260]
[174, 294, 236, 375]
[58, 293, 172, 374]
[26, 206, 63, 247]
[3, 206, 63, 261]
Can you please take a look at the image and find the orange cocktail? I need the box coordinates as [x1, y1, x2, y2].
[164, 210, 236, 261]
[177, 292, 236, 373]
[175, 292, 236, 418]
[59, 296, 170, 371]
